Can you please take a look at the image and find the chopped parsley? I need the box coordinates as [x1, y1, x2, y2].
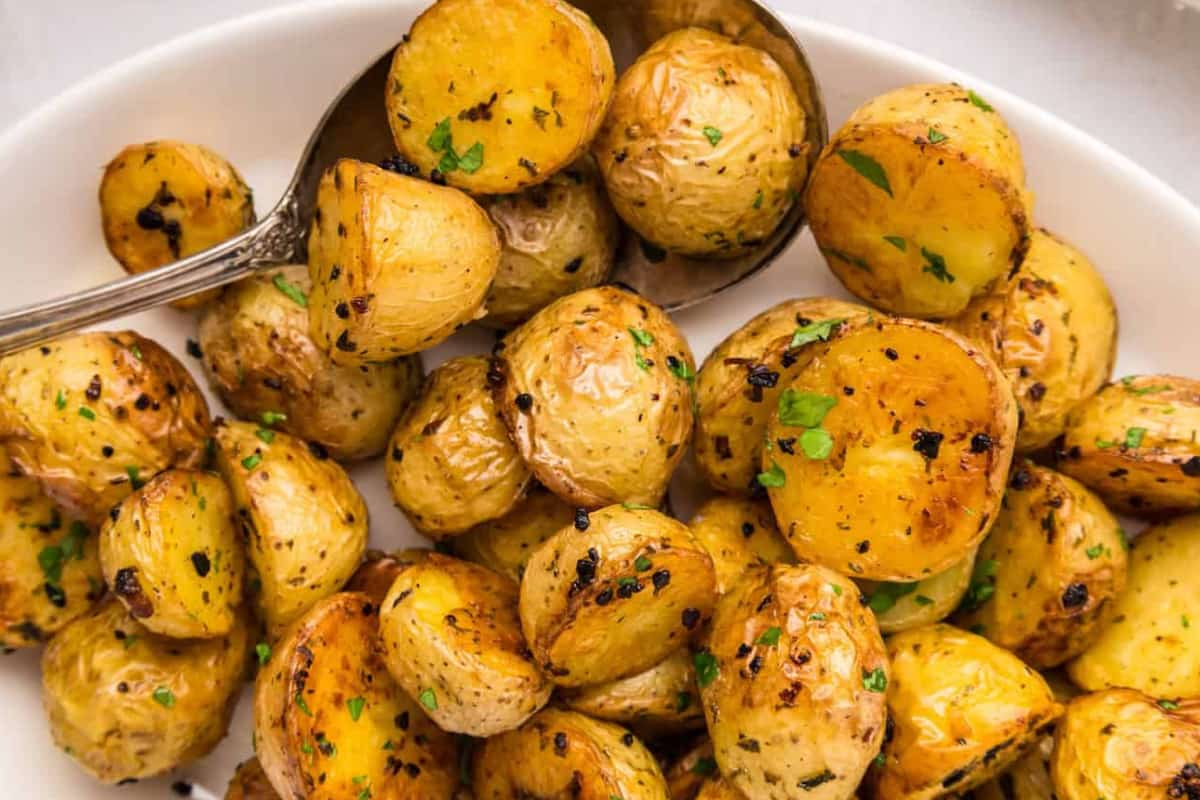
[668, 357, 694, 382]
[1124, 427, 1147, 449]
[821, 247, 872, 272]
[830, 583, 843, 596]
[1158, 698, 1181, 711]
[862, 667, 888, 693]
[752, 190, 764, 209]
[241, 453, 262, 471]
[914, 595, 934, 606]
[691, 756, 718, 776]
[255, 642, 271, 666]
[77, 406, 95, 421]
[457, 142, 484, 174]
[867, 581, 918, 614]
[777, 390, 837, 428]
[255, 428, 275, 444]
[676, 692, 692, 712]
[960, 559, 998, 611]
[427, 118, 453, 151]
[152, 687, 176, 708]
[1085, 544, 1105, 560]
[628, 327, 654, 347]
[260, 410, 287, 426]
[347, 696, 366, 721]
[621, 502, 656, 510]
[125, 465, 145, 490]
[426, 117, 483, 175]
[967, 89, 994, 112]
[634, 556, 652, 572]
[55, 390, 66, 410]
[927, 127, 948, 144]
[789, 318, 844, 349]
[295, 693, 313, 716]
[756, 461, 786, 488]
[702, 126, 723, 146]
[693, 651, 719, 687]
[756, 626, 782, 646]
[419, 688, 438, 711]
[1121, 377, 1171, 396]
[837, 149, 893, 197]
[272, 274, 308, 307]
[808, 612, 826, 621]
[921, 247, 955, 283]
[799, 428, 834, 460]
[882, 235, 907, 252]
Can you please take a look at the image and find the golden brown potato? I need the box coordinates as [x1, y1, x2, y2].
[593, 27, 807, 258]
[1051, 690, 1200, 800]
[954, 463, 1126, 668]
[665, 737, 718, 800]
[946, 229, 1117, 452]
[856, 548, 976, 635]
[806, 83, 1032, 318]
[763, 317, 1017, 581]
[694, 297, 870, 494]
[198, 265, 423, 461]
[519, 504, 716, 686]
[494, 286, 695, 508]
[307, 159, 500, 363]
[224, 758, 281, 800]
[214, 421, 367, 637]
[699, 563, 887, 800]
[254, 592, 460, 799]
[695, 778, 747, 800]
[450, 486, 576, 581]
[966, 736, 1054, 800]
[472, 707, 668, 799]
[99, 469, 243, 639]
[559, 648, 705, 738]
[343, 548, 431, 605]
[868, 624, 1063, 799]
[686, 495, 793, 593]
[386, 0, 615, 195]
[387, 356, 531, 538]
[1055, 374, 1200, 516]
[99, 140, 254, 308]
[42, 596, 249, 784]
[1067, 513, 1200, 698]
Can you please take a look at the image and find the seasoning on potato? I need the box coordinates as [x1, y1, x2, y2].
[224, 758, 281, 800]
[450, 485, 576, 581]
[342, 547, 430, 604]
[687, 495, 793, 593]
[856, 548, 977, 635]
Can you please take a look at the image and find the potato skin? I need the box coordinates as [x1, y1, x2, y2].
[946, 229, 1117, 452]
[307, 159, 500, 363]
[387, 356, 531, 538]
[1055, 374, 1200, 515]
[450, 486, 576, 581]
[42, 596, 249, 784]
[387, 0, 615, 195]
[224, 758, 281, 800]
[856, 548, 976, 635]
[700, 563, 887, 800]
[806, 83, 1031, 318]
[763, 318, 1017, 581]
[254, 592, 460, 800]
[1067, 513, 1200, 698]
[100, 469, 243, 639]
[665, 737, 718, 800]
[214, 421, 367, 637]
[559, 647, 705, 737]
[198, 265, 423, 460]
[472, 707, 668, 799]
[99, 140, 254, 308]
[495, 286, 695, 508]
[868, 624, 1063, 799]
[687, 495, 793, 594]
[519, 504, 716, 686]
[967, 736, 1055, 800]
[343, 548, 431, 605]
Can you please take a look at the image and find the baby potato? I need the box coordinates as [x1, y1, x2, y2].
[559, 648, 705, 738]
[967, 736, 1055, 800]
[687, 495, 793, 594]
[254, 592, 460, 800]
[1067, 512, 1200, 698]
[198, 265, 423, 461]
[386, 0, 615, 195]
[99, 469, 243, 639]
[694, 297, 870, 494]
[343, 548, 430, 604]
[472, 707, 668, 799]
[494, 286, 695, 508]
[695, 778, 747, 800]
[215, 421, 367, 637]
[856, 548, 976, 635]
[42, 596, 249, 784]
[954, 463, 1126, 669]
[763, 318, 1017, 581]
[593, 27, 807, 258]
[806, 83, 1032, 318]
[946, 229, 1117, 452]
[224, 758, 280, 800]
[387, 356, 532, 538]
[0, 331, 212, 525]
[519, 504, 716, 686]
[307, 159, 500, 363]
[666, 737, 718, 800]
[699, 563, 888, 800]
[1055, 374, 1200, 516]
[481, 156, 619, 327]
[99, 140, 255, 308]
[450, 486, 576, 581]
[869, 624, 1063, 799]
[1051, 689, 1200, 800]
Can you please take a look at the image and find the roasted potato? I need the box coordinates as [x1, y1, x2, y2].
[224, 758, 281, 800]
[694, 297, 870, 494]
[699, 563, 888, 800]
[592, 27, 807, 258]
[450, 486, 576, 581]
[214, 421, 367, 637]
[99, 140, 255, 308]
[686, 495, 793, 593]
[198, 265, 423, 461]
[965, 735, 1054, 800]
[805, 83, 1032, 318]
[1051, 689, 1200, 800]
[1067, 512, 1200, 698]
[99, 469, 243, 639]
[254, 592, 460, 799]
[868, 624, 1063, 799]
[494, 286, 695, 508]
[472, 707, 668, 799]
[0, 331, 211, 525]
[42, 596, 249, 784]
[519, 504, 716, 686]
[665, 737, 718, 800]
[954, 463, 1126, 668]
[307, 159, 500, 363]
[763, 317, 1017, 581]
[946, 229, 1117, 452]
[387, 356, 532, 538]
[1055, 374, 1200, 515]
[343, 548, 431, 604]
[856, 548, 976, 635]
[695, 778, 747, 800]
[386, 0, 615, 195]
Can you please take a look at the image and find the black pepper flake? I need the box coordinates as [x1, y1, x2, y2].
[191, 552, 211, 577]
[564, 256, 583, 274]
[911, 429, 944, 460]
[391, 447, 404, 462]
[741, 522, 755, 538]
[1027, 382, 1047, 401]
[85, 375, 102, 401]
[518, 157, 539, 176]
[351, 296, 370, 314]
[514, 393, 533, 412]
[162, 220, 182, 258]
[171, 781, 193, 797]
[395, 711, 410, 730]
[307, 442, 329, 460]
[1009, 469, 1034, 490]
[594, 588, 613, 606]
[573, 508, 590, 531]
[681, 608, 701, 629]
[621, 732, 634, 746]
[101, 444, 114, 458]
[134, 393, 152, 411]
[884, 348, 899, 361]
[856, 540, 870, 554]
[736, 643, 752, 658]
[970, 433, 993, 453]
[1030, 319, 1045, 335]
[616, 579, 643, 599]
[942, 767, 970, 788]
[714, 435, 733, 460]
[335, 330, 356, 352]
[746, 365, 779, 388]
[748, 655, 763, 674]
[569, 548, 600, 596]
[335, 302, 351, 319]
[777, 437, 796, 455]
[44, 582, 66, 608]
[379, 155, 421, 176]
[1181, 457, 1200, 477]
[651, 569, 671, 591]
[1061, 583, 1088, 608]
[136, 206, 164, 230]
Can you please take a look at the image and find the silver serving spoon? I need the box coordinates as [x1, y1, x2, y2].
[0, 0, 825, 356]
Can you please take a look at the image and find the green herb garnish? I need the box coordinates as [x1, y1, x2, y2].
[837, 149, 892, 197]
[756, 627, 782, 646]
[702, 126, 723, 146]
[241, 453, 262, 471]
[152, 687, 176, 708]
[419, 688, 438, 711]
[863, 667, 888, 693]
[693, 651, 719, 687]
[921, 247, 955, 283]
[799, 428, 834, 460]
[756, 462, 786, 488]
[347, 696, 366, 721]
[1125, 427, 1147, 449]
[867, 581, 918, 614]
[882, 235, 907, 252]
[777, 390, 837, 428]
[927, 127, 948, 144]
[77, 406, 95, 421]
[255, 642, 271, 666]
[967, 89, 994, 112]
[789, 318, 845, 349]
[272, 274, 308, 307]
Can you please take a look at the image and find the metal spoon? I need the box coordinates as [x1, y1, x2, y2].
[0, 0, 825, 356]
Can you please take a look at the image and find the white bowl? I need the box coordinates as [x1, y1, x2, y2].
[0, 1, 1197, 797]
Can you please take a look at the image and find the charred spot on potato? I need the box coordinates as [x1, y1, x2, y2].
[1061, 582, 1089, 609]
[970, 433, 993, 453]
[135, 207, 165, 230]
[190, 552, 211, 577]
[515, 393, 533, 412]
[573, 508, 590, 531]
[564, 256, 584, 274]
[378, 155, 421, 176]
[682, 608, 701, 629]
[569, 548, 600, 596]
[1009, 468, 1035, 490]
[112, 567, 153, 617]
[911, 429, 944, 460]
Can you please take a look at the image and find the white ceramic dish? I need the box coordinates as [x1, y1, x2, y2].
[1, 1, 1198, 797]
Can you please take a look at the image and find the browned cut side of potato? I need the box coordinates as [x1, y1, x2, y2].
[805, 83, 1032, 318]
[966, 735, 1054, 800]
[99, 140, 255, 308]
[855, 548, 977, 634]
[387, 0, 615, 195]
[224, 758, 281, 800]
[695, 778, 748, 800]
[665, 737, 718, 800]
[254, 592, 460, 800]
[450, 486, 576, 581]
[343, 548, 431, 605]
[686, 495, 793, 594]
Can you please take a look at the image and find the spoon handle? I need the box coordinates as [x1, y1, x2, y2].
[0, 198, 305, 357]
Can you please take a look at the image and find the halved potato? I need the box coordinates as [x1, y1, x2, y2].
[665, 737, 718, 800]
[450, 486, 576, 581]
[224, 758, 281, 800]
[343, 548, 431, 604]
[968, 736, 1055, 800]
[686, 495, 793, 593]
[559, 648, 705, 738]
[855, 548, 976, 634]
